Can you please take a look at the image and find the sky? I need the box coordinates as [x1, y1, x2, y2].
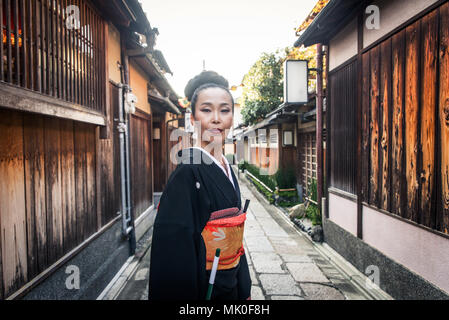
[141, 0, 317, 97]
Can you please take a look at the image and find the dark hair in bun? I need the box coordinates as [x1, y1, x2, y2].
[184, 71, 234, 116]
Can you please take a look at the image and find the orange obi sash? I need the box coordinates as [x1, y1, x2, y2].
[202, 207, 246, 271]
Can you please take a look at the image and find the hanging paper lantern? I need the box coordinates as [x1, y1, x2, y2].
[178, 97, 190, 109]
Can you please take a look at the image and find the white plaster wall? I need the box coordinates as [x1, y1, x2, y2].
[328, 192, 358, 236]
[364, 0, 438, 48]
[329, 18, 358, 71]
[108, 23, 122, 84]
[363, 205, 449, 294]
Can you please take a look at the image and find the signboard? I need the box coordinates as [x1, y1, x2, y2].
[284, 60, 308, 104]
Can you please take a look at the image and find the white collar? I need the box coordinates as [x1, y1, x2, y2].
[190, 147, 235, 189]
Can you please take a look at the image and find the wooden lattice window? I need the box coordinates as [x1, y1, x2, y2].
[300, 132, 317, 196]
[1, 0, 105, 112]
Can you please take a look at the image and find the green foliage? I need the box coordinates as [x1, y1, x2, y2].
[308, 178, 318, 203]
[306, 203, 321, 226]
[240, 161, 302, 209]
[278, 190, 298, 198]
[244, 162, 276, 191]
[274, 167, 297, 189]
[240, 46, 320, 126]
[242, 160, 276, 204]
[276, 189, 301, 208]
[249, 176, 275, 204]
[278, 200, 300, 208]
[241, 51, 284, 126]
[306, 178, 321, 225]
[241, 161, 301, 208]
[238, 160, 247, 171]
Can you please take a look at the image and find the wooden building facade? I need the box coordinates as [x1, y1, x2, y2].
[238, 99, 326, 197]
[295, 0, 449, 299]
[241, 119, 291, 176]
[0, 0, 183, 299]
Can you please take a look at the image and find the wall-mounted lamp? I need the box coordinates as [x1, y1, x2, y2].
[124, 91, 137, 114]
[283, 130, 293, 146]
[284, 60, 308, 105]
[153, 128, 160, 140]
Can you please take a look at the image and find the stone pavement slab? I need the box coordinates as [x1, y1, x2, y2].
[250, 252, 284, 274]
[244, 221, 266, 237]
[301, 283, 345, 300]
[257, 218, 290, 237]
[251, 286, 265, 300]
[258, 274, 302, 296]
[245, 236, 275, 252]
[249, 204, 272, 219]
[286, 262, 331, 283]
[270, 237, 308, 255]
[279, 253, 313, 263]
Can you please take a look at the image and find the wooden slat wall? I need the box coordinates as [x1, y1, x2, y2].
[0, 110, 27, 298]
[439, 2, 449, 234]
[44, 117, 64, 265]
[380, 39, 392, 212]
[280, 145, 295, 172]
[153, 120, 163, 192]
[369, 46, 380, 205]
[329, 60, 358, 194]
[23, 114, 47, 277]
[60, 119, 77, 253]
[391, 30, 406, 217]
[130, 112, 152, 220]
[0, 0, 105, 113]
[404, 21, 420, 222]
[96, 82, 120, 226]
[358, 5, 448, 234]
[0, 108, 101, 299]
[420, 10, 438, 228]
[361, 52, 371, 206]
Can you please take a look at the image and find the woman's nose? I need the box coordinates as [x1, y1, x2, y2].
[212, 111, 221, 122]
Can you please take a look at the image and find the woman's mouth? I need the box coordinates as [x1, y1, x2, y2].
[208, 129, 223, 135]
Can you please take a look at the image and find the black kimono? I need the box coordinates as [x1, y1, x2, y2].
[148, 147, 251, 300]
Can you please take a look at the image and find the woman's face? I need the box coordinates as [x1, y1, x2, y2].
[191, 87, 233, 149]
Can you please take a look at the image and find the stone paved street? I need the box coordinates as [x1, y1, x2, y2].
[103, 166, 389, 300]
[237, 171, 365, 300]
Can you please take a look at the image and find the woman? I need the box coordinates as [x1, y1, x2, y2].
[148, 71, 251, 300]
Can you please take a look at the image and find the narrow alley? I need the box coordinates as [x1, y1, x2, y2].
[1, 0, 448, 303]
[100, 166, 391, 301]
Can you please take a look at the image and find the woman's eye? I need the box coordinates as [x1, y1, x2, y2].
[221, 109, 230, 113]
[201, 109, 211, 112]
